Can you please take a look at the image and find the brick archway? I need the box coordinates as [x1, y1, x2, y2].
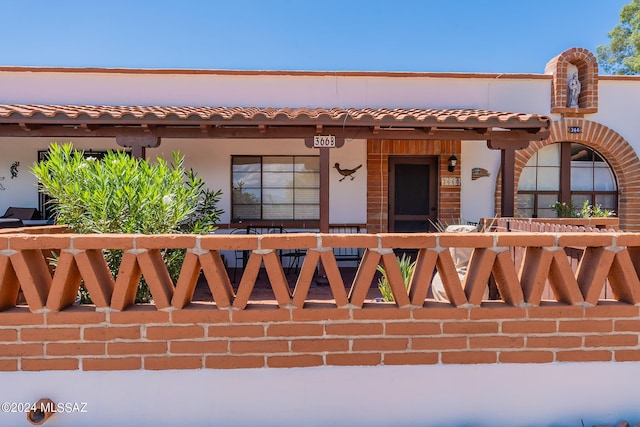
[495, 119, 640, 231]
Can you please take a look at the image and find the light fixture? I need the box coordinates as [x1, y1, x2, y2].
[447, 155, 458, 173]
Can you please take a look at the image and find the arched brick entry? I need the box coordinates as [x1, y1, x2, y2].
[495, 119, 640, 231]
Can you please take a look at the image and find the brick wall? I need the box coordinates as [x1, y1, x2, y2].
[2, 303, 640, 372]
[366, 139, 461, 233]
[1, 231, 640, 373]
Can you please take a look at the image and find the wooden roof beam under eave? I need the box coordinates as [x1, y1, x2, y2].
[0, 123, 550, 141]
[18, 122, 41, 131]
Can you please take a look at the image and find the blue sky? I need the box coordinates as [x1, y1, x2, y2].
[0, 0, 631, 73]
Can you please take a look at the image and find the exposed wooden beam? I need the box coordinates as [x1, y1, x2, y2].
[500, 148, 516, 217]
[258, 124, 267, 134]
[141, 124, 156, 133]
[18, 123, 41, 131]
[316, 124, 323, 135]
[319, 148, 329, 234]
[0, 124, 550, 142]
[80, 123, 99, 132]
[0, 115, 549, 129]
[487, 137, 531, 151]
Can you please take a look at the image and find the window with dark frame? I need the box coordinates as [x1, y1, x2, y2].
[517, 143, 618, 218]
[37, 149, 110, 220]
[231, 155, 320, 222]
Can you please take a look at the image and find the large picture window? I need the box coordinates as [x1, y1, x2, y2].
[517, 143, 617, 218]
[232, 155, 320, 221]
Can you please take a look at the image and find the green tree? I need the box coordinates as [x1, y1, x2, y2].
[32, 142, 223, 303]
[597, 0, 640, 75]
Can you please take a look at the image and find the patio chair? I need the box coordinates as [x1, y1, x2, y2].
[230, 227, 259, 283]
[1, 207, 41, 220]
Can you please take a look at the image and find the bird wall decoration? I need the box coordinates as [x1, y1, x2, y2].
[334, 163, 362, 182]
[10, 161, 19, 179]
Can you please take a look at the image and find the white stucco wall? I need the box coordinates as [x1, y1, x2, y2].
[460, 141, 501, 222]
[1, 363, 638, 427]
[0, 70, 550, 113]
[0, 137, 367, 225]
[148, 138, 367, 225]
[1, 68, 639, 224]
[0, 137, 119, 214]
[588, 79, 640, 147]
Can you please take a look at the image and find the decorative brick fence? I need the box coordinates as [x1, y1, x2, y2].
[1, 229, 640, 373]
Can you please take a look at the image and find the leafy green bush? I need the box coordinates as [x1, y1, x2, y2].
[376, 253, 416, 302]
[32, 142, 223, 303]
[550, 199, 614, 218]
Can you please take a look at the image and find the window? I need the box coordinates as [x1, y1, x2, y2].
[37, 149, 110, 220]
[517, 143, 617, 217]
[232, 156, 320, 221]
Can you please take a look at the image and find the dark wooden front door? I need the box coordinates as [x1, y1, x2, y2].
[389, 156, 438, 232]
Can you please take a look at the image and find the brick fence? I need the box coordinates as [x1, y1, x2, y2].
[1, 230, 640, 372]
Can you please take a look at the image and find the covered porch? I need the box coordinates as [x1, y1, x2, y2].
[0, 104, 550, 230]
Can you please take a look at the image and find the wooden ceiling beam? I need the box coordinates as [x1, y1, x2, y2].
[0, 124, 549, 142]
[80, 123, 99, 132]
[18, 122, 41, 131]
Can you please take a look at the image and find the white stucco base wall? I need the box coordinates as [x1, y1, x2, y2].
[1, 363, 638, 427]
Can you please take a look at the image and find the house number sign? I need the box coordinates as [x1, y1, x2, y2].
[569, 126, 581, 134]
[313, 135, 336, 148]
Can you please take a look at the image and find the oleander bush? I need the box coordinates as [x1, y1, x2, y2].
[32, 142, 223, 303]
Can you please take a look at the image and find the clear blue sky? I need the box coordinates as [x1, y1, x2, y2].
[0, 0, 631, 73]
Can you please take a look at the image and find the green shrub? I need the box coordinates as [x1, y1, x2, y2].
[376, 253, 416, 302]
[32, 142, 223, 303]
[550, 199, 614, 218]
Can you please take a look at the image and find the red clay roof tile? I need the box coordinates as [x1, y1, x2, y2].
[0, 104, 549, 129]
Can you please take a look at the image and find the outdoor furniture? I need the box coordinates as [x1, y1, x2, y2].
[329, 224, 363, 266]
[1, 207, 41, 221]
[0, 218, 22, 228]
[247, 226, 306, 276]
[230, 227, 259, 283]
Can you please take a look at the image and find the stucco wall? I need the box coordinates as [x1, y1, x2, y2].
[0, 137, 367, 225]
[1, 69, 640, 224]
[2, 363, 639, 427]
[0, 70, 550, 111]
[0, 138, 119, 214]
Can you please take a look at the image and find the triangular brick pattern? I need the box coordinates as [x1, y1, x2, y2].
[1, 231, 640, 313]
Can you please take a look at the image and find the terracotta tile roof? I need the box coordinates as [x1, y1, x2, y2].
[0, 104, 549, 129]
